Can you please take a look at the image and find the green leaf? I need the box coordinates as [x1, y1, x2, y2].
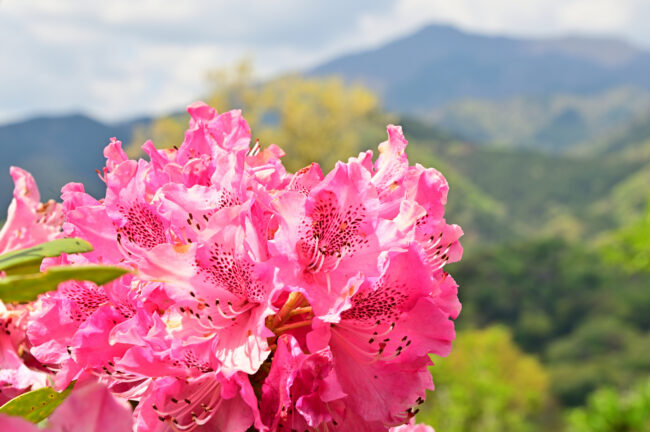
[0, 238, 93, 275]
[0, 383, 74, 423]
[0, 265, 130, 302]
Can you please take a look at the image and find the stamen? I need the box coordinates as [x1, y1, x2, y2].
[155, 379, 221, 427]
[212, 301, 239, 320]
[273, 319, 313, 335]
[247, 139, 261, 156]
[331, 322, 407, 364]
[287, 306, 312, 318]
[272, 292, 305, 327]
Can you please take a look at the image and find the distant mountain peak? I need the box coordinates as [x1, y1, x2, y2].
[310, 23, 650, 111]
[411, 23, 466, 37]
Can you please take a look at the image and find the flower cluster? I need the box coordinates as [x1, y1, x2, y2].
[0, 167, 62, 404]
[1, 102, 462, 431]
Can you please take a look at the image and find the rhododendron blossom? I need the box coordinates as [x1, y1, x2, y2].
[0, 101, 462, 431]
[0, 167, 63, 255]
[0, 168, 62, 404]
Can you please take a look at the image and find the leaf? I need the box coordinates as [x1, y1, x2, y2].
[0, 265, 130, 302]
[0, 238, 93, 275]
[0, 384, 74, 423]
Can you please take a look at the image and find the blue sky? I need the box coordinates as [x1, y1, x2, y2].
[2, 0, 650, 123]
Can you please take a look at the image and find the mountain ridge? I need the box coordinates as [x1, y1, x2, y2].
[310, 23, 650, 112]
[0, 113, 150, 211]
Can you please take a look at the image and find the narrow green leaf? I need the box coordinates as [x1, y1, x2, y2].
[0, 238, 93, 275]
[0, 265, 130, 302]
[0, 383, 74, 423]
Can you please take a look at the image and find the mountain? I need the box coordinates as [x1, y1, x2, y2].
[310, 24, 650, 153]
[594, 110, 650, 158]
[0, 114, 148, 211]
[587, 112, 650, 228]
[310, 24, 650, 112]
[430, 87, 650, 152]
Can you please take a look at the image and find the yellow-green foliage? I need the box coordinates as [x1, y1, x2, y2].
[0, 238, 129, 302]
[130, 60, 389, 172]
[566, 380, 650, 432]
[128, 116, 188, 158]
[241, 75, 383, 171]
[603, 201, 650, 272]
[417, 326, 549, 432]
[0, 384, 73, 424]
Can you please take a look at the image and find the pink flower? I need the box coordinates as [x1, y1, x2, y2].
[261, 335, 345, 430]
[0, 168, 62, 403]
[28, 271, 156, 392]
[270, 158, 382, 319]
[302, 247, 454, 427]
[135, 372, 264, 432]
[0, 302, 48, 405]
[0, 167, 62, 254]
[18, 102, 462, 431]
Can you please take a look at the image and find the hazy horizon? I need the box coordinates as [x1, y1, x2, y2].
[3, 0, 650, 124]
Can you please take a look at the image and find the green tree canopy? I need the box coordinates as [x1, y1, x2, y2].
[566, 379, 650, 432]
[603, 200, 650, 273]
[417, 326, 550, 432]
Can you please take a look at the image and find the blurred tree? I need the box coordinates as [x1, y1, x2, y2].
[127, 115, 187, 158]
[457, 238, 650, 349]
[603, 200, 650, 273]
[566, 379, 650, 432]
[417, 326, 551, 432]
[128, 59, 390, 171]
[455, 239, 650, 407]
[546, 318, 650, 407]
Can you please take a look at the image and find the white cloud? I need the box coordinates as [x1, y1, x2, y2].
[0, 0, 648, 123]
[556, 0, 630, 33]
[352, 0, 645, 45]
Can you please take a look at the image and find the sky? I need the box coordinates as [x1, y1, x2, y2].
[2, 0, 650, 124]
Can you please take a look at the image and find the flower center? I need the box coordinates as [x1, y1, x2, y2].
[265, 292, 314, 338]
